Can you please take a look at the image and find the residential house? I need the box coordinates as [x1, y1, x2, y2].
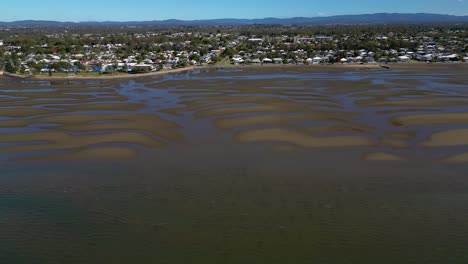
[273, 58, 283, 64]
[398, 56, 410, 63]
[312, 56, 323, 64]
[250, 58, 261, 65]
[262, 58, 273, 64]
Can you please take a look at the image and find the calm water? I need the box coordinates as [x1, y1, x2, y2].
[1, 66, 468, 263]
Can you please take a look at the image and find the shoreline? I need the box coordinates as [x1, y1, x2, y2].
[2, 62, 467, 81]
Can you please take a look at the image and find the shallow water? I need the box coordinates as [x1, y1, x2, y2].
[1, 65, 468, 263]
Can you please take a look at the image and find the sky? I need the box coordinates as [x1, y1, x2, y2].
[1, 0, 467, 22]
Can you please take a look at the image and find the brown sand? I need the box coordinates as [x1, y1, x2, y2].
[391, 112, 468, 126]
[26, 147, 138, 161]
[0, 131, 163, 153]
[234, 128, 373, 148]
[0, 108, 61, 118]
[363, 152, 407, 161]
[421, 129, 468, 147]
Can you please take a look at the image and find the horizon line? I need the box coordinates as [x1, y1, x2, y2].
[1, 12, 467, 23]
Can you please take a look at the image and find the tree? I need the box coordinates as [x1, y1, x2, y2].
[222, 47, 236, 58]
[4, 61, 17, 73]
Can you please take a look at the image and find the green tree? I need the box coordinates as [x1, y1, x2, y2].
[5, 61, 17, 73]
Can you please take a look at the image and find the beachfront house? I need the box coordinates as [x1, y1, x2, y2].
[398, 56, 411, 63]
[378, 57, 388, 63]
[365, 57, 375, 63]
[273, 58, 283, 64]
[312, 56, 323, 64]
[422, 54, 434, 62]
[232, 57, 245, 64]
[132, 64, 154, 72]
[262, 58, 273, 64]
[250, 58, 261, 65]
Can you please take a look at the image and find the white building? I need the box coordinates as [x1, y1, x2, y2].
[0, 40, 3, 46]
[312, 56, 323, 64]
[398, 56, 411, 63]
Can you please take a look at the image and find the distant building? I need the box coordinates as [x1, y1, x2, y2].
[250, 58, 261, 64]
[273, 58, 283, 64]
[0, 40, 3, 46]
[297, 37, 314, 43]
[312, 56, 323, 64]
[315, 36, 333, 41]
[398, 56, 411, 63]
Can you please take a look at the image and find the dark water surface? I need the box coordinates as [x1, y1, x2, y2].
[1, 65, 468, 263]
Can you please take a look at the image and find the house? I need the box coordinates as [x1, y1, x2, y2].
[232, 57, 245, 64]
[200, 55, 212, 63]
[297, 37, 314, 43]
[340, 58, 348, 63]
[315, 36, 333, 41]
[421, 54, 432, 62]
[0, 40, 3, 46]
[132, 64, 154, 72]
[312, 56, 323, 64]
[398, 56, 410, 63]
[250, 58, 261, 65]
[464, 57, 468, 63]
[262, 58, 273, 64]
[378, 57, 388, 63]
[306, 58, 313, 64]
[273, 58, 283, 64]
[365, 57, 375, 63]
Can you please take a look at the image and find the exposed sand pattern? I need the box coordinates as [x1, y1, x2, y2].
[306, 124, 375, 135]
[421, 129, 468, 147]
[214, 113, 352, 129]
[0, 108, 60, 118]
[381, 138, 409, 148]
[26, 147, 138, 161]
[391, 112, 468, 126]
[0, 131, 163, 153]
[1, 65, 467, 161]
[0, 81, 184, 160]
[357, 99, 468, 107]
[385, 131, 416, 140]
[62, 103, 145, 111]
[234, 128, 373, 148]
[363, 152, 407, 161]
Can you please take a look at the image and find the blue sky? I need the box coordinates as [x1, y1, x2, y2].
[1, 0, 467, 22]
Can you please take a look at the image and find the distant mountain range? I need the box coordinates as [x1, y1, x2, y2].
[1, 13, 467, 26]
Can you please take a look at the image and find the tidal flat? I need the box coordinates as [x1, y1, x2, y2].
[1, 64, 468, 263]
